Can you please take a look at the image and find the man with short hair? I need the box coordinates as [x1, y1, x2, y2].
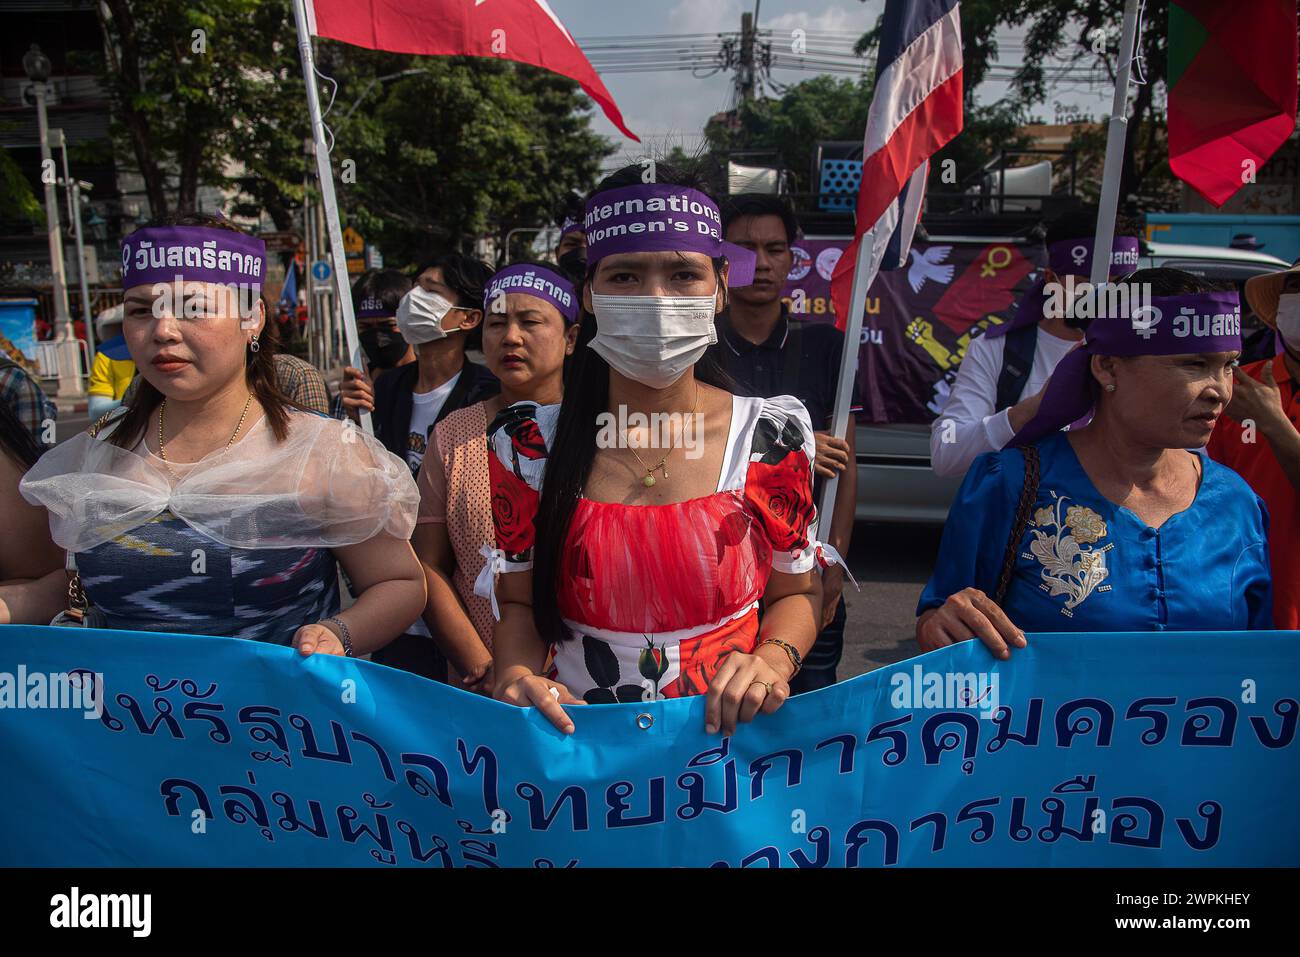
[929, 207, 1143, 478]
[705, 193, 861, 694]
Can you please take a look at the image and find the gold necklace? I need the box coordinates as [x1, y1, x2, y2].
[158, 393, 254, 474]
[622, 387, 699, 487]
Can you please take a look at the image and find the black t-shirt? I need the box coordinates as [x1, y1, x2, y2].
[705, 307, 863, 431]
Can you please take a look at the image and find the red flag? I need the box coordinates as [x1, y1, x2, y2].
[307, 0, 638, 141]
[1167, 0, 1297, 207]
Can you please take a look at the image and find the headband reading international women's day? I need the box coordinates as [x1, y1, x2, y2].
[985, 234, 1142, 340]
[1009, 289, 1243, 447]
[121, 225, 266, 292]
[583, 184, 757, 287]
[483, 263, 579, 323]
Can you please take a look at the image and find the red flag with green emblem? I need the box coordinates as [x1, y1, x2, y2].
[1167, 0, 1298, 207]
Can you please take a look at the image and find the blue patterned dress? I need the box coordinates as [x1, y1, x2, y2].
[76, 515, 340, 645]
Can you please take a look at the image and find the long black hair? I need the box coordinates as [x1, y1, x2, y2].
[108, 213, 301, 450]
[530, 162, 737, 645]
[0, 396, 43, 471]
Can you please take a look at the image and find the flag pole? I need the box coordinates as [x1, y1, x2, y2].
[816, 232, 877, 538]
[1088, 0, 1141, 289]
[292, 0, 372, 434]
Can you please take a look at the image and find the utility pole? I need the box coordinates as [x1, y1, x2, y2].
[737, 11, 757, 104]
[23, 43, 82, 397]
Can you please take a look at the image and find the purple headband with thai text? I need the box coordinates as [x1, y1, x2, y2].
[986, 234, 1142, 340]
[583, 184, 756, 287]
[484, 263, 579, 323]
[1048, 235, 1141, 279]
[121, 225, 266, 291]
[1011, 289, 1242, 446]
[560, 217, 583, 238]
[355, 296, 394, 320]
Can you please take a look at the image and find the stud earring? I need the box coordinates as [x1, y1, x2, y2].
[1104, 383, 1116, 392]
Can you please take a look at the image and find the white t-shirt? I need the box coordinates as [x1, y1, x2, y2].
[403, 371, 460, 639]
[929, 326, 1079, 478]
[404, 372, 461, 476]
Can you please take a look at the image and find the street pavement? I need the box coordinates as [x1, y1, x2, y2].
[838, 521, 945, 679]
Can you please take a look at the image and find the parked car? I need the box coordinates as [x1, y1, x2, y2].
[854, 241, 1290, 525]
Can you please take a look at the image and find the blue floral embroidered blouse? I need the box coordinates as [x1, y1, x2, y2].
[918, 432, 1274, 632]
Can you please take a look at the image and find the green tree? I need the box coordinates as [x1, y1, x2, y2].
[703, 75, 875, 194]
[93, 0, 614, 262]
[328, 54, 613, 264]
[0, 138, 43, 226]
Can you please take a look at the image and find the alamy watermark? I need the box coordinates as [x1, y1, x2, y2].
[595, 405, 704, 459]
[889, 664, 1000, 719]
[0, 666, 103, 719]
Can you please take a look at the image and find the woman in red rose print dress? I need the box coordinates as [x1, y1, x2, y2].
[476, 164, 851, 736]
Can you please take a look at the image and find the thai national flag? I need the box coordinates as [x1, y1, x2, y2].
[830, 0, 964, 331]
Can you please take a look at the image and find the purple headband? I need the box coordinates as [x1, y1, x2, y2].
[355, 295, 393, 320]
[1011, 290, 1243, 447]
[583, 184, 756, 287]
[560, 217, 583, 238]
[986, 235, 1142, 340]
[484, 263, 579, 323]
[121, 225, 266, 290]
[1048, 235, 1140, 279]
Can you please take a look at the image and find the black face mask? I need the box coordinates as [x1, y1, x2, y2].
[359, 327, 408, 369]
[558, 248, 587, 284]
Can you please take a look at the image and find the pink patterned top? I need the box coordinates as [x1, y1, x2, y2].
[415, 402, 495, 649]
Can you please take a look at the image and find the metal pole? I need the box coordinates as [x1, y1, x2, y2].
[56, 129, 74, 224]
[816, 233, 876, 533]
[34, 83, 82, 395]
[1088, 0, 1141, 289]
[292, 0, 371, 433]
[70, 180, 95, 360]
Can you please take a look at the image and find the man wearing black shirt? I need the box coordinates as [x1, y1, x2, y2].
[706, 194, 862, 693]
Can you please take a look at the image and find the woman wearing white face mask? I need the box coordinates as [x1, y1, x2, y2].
[476, 165, 851, 736]
[1207, 265, 1300, 629]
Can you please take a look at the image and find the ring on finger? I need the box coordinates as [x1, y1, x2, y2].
[751, 679, 773, 696]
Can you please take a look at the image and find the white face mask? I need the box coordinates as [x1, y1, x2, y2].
[588, 293, 719, 389]
[395, 286, 467, 345]
[1276, 293, 1300, 350]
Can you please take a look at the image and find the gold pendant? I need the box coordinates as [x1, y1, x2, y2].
[643, 474, 656, 487]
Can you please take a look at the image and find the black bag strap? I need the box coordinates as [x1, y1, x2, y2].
[993, 444, 1040, 607]
[994, 322, 1039, 412]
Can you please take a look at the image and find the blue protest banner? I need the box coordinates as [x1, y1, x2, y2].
[0, 625, 1296, 867]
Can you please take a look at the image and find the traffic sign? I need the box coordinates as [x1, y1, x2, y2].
[342, 227, 365, 255]
[311, 260, 332, 284]
[260, 230, 302, 252]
